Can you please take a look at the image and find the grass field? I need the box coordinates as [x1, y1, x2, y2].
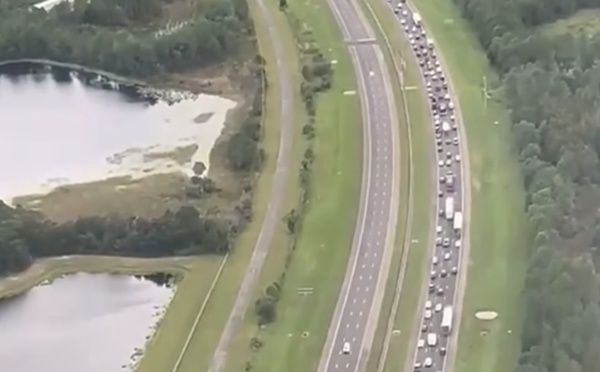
[405, 1, 529, 372]
[540, 9, 600, 37]
[354, 2, 434, 372]
[218, 0, 364, 370]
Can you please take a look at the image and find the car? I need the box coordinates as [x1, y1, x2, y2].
[432, 256, 439, 265]
[342, 342, 351, 354]
[421, 323, 428, 332]
[438, 189, 443, 197]
[436, 237, 442, 245]
[414, 362, 422, 371]
[431, 270, 437, 279]
[438, 160, 444, 167]
[437, 225, 443, 233]
[440, 176, 445, 183]
[424, 310, 432, 319]
[446, 152, 452, 159]
[444, 252, 451, 260]
[455, 154, 461, 162]
[445, 138, 452, 145]
[437, 287, 444, 296]
[455, 240, 462, 249]
[429, 283, 435, 293]
[424, 357, 433, 367]
[425, 300, 432, 310]
[435, 303, 443, 312]
[418, 339, 425, 348]
[440, 347, 447, 356]
[445, 159, 452, 167]
[440, 269, 447, 277]
[402, 9, 408, 16]
[442, 238, 450, 247]
[451, 266, 458, 275]
[453, 137, 459, 145]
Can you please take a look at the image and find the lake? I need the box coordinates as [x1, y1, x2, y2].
[0, 63, 236, 204]
[0, 273, 174, 372]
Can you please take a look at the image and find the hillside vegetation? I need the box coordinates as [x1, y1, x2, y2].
[451, 0, 600, 371]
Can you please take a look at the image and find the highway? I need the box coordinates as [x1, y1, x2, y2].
[381, 2, 469, 372]
[317, 0, 400, 371]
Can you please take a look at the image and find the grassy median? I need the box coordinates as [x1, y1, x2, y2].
[220, 0, 363, 370]
[382, 0, 529, 372]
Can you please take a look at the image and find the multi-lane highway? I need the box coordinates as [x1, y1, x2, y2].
[317, 0, 400, 371]
[381, 2, 468, 372]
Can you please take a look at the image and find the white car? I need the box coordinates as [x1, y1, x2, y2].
[418, 339, 425, 348]
[455, 154, 461, 162]
[435, 303, 443, 312]
[424, 310, 432, 319]
[445, 159, 452, 167]
[424, 357, 433, 367]
[455, 240, 462, 249]
[444, 252, 451, 260]
[342, 342, 351, 354]
[436, 225, 442, 233]
[432, 256, 439, 265]
[425, 300, 432, 310]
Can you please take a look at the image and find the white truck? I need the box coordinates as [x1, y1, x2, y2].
[454, 211, 463, 233]
[413, 12, 422, 24]
[442, 305, 453, 335]
[445, 197, 454, 220]
[427, 332, 438, 347]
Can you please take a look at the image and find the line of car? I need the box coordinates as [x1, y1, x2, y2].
[388, 2, 465, 372]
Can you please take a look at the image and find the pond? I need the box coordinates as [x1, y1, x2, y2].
[0, 273, 174, 372]
[0, 63, 236, 204]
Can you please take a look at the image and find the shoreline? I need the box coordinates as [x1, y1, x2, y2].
[0, 59, 147, 86]
[0, 255, 215, 300]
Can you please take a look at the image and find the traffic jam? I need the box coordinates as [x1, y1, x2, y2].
[389, 1, 464, 371]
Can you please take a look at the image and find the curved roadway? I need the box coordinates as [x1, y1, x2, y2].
[380, 2, 471, 372]
[318, 0, 400, 371]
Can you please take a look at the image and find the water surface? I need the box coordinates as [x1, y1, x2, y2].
[0, 273, 173, 372]
[0, 67, 235, 203]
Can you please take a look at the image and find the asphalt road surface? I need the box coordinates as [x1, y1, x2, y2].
[317, 0, 399, 372]
[205, 0, 293, 370]
[384, 3, 467, 372]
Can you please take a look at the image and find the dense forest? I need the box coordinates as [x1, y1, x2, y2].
[453, 0, 600, 370]
[0, 0, 252, 77]
[0, 201, 230, 276]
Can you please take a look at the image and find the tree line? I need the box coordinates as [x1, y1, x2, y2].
[0, 0, 251, 77]
[0, 201, 230, 277]
[453, 0, 600, 370]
